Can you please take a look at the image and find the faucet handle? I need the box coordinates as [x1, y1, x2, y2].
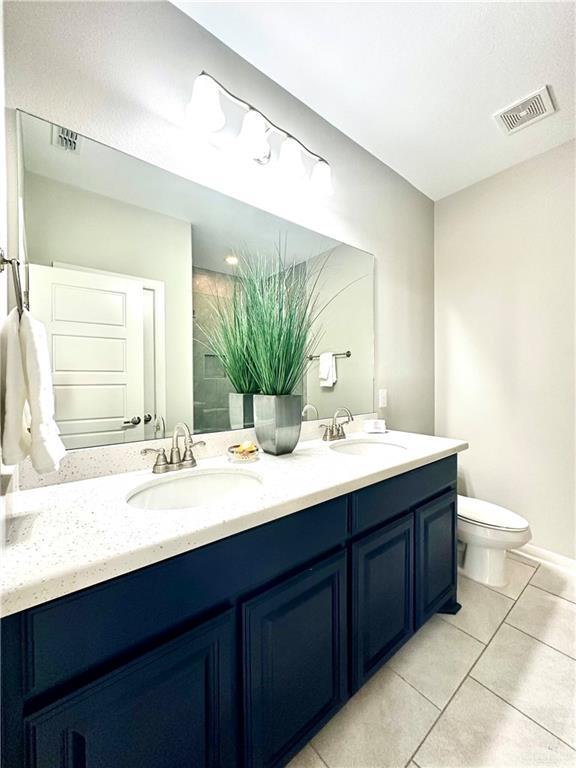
[140, 447, 169, 473]
[319, 424, 332, 441]
[181, 439, 206, 468]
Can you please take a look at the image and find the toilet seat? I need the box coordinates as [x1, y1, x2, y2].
[457, 495, 529, 532]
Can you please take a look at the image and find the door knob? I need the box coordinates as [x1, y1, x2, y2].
[123, 416, 142, 426]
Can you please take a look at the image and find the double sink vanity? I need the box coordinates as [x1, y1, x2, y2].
[1, 430, 467, 768]
[4, 109, 468, 768]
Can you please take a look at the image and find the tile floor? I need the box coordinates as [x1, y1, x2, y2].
[289, 554, 576, 768]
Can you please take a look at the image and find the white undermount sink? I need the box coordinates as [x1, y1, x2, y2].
[329, 438, 407, 458]
[127, 468, 264, 511]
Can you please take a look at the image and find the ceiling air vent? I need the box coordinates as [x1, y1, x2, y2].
[51, 124, 82, 153]
[493, 86, 556, 135]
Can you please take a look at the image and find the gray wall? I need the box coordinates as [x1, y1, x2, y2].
[435, 141, 575, 557]
[305, 245, 374, 417]
[4, 1, 435, 434]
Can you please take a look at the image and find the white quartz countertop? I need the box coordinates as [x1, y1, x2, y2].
[1, 430, 467, 617]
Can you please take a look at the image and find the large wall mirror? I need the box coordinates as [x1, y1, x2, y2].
[17, 111, 375, 449]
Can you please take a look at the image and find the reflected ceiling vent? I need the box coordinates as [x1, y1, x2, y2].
[493, 86, 556, 135]
[51, 124, 82, 153]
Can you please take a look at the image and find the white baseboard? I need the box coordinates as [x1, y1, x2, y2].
[512, 543, 576, 572]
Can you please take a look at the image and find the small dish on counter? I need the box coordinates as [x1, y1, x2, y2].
[228, 441, 260, 463]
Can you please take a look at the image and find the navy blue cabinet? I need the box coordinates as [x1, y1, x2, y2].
[24, 610, 237, 768]
[1, 458, 459, 768]
[415, 490, 458, 627]
[243, 552, 347, 768]
[351, 515, 414, 690]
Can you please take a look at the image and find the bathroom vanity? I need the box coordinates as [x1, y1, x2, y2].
[1, 434, 466, 768]
[0, 99, 469, 768]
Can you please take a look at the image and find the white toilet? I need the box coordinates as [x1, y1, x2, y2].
[457, 495, 531, 587]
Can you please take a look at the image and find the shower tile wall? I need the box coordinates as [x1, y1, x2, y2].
[192, 268, 236, 434]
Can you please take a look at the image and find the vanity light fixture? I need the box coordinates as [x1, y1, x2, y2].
[225, 254, 239, 266]
[188, 72, 333, 194]
[278, 136, 306, 180]
[311, 160, 333, 196]
[186, 73, 226, 133]
[237, 109, 272, 165]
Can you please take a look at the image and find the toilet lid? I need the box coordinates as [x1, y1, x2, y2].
[457, 495, 530, 532]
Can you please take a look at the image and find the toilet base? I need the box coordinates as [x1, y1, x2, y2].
[461, 543, 507, 587]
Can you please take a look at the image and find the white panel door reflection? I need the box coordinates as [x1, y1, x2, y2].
[28, 264, 145, 448]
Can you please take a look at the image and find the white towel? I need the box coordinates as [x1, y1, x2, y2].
[1, 308, 65, 474]
[319, 352, 337, 388]
[0, 308, 30, 465]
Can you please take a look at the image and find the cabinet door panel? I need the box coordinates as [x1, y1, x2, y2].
[352, 515, 414, 690]
[415, 491, 457, 627]
[25, 610, 236, 768]
[243, 552, 347, 768]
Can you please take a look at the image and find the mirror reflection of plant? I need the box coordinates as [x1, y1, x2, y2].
[197, 276, 260, 395]
[198, 237, 363, 398]
[239, 247, 324, 397]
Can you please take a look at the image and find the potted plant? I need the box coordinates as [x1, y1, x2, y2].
[240, 249, 323, 455]
[199, 277, 260, 429]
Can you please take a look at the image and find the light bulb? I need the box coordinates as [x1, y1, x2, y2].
[278, 137, 306, 179]
[237, 109, 271, 164]
[186, 73, 226, 133]
[311, 159, 333, 196]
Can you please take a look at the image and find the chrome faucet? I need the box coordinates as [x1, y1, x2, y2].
[320, 407, 354, 441]
[302, 403, 319, 420]
[141, 422, 205, 473]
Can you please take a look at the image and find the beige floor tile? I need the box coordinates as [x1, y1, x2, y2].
[507, 585, 576, 658]
[531, 563, 576, 604]
[488, 557, 536, 600]
[439, 575, 513, 643]
[415, 678, 576, 768]
[311, 667, 439, 768]
[471, 623, 576, 748]
[389, 616, 484, 707]
[287, 744, 327, 768]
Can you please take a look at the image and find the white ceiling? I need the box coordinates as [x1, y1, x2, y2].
[173, 1, 575, 200]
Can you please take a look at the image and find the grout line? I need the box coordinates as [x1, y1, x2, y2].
[462, 570, 532, 602]
[476, 558, 538, 600]
[434, 615, 487, 646]
[310, 743, 330, 768]
[469, 677, 576, 753]
[528, 582, 576, 606]
[412, 761, 422, 768]
[405, 572, 538, 766]
[502, 621, 576, 662]
[387, 667, 443, 712]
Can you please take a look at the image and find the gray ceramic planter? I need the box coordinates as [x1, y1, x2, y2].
[228, 393, 254, 430]
[253, 394, 302, 455]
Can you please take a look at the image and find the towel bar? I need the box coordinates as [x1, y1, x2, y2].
[308, 350, 351, 361]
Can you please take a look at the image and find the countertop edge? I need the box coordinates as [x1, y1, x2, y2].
[1, 442, 467, 618]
